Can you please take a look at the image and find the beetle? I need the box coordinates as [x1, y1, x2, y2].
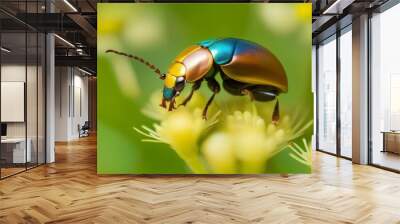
[106, 37, 288, 122]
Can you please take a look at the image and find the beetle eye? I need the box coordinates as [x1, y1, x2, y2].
[175, 77, 185, 91]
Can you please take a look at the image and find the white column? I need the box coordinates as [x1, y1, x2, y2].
[46, 32, 55, 163]
[45, 0, 56, 163]
[312, 45, 317, 150]
[55, 67, 73, 141]
[352, 14, 369, 164]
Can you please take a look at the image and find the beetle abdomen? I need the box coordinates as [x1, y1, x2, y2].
[200, 38, 288, 93]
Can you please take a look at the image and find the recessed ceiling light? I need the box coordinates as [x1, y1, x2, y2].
[78, 67, 93, 76]
[54, 34, 75, 48]
[63, 0, 78, 12]
[322, 0, 354, 15]
[1, 47, 11, 53]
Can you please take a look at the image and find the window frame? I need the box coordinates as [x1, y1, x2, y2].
[315, 24, 353, 161]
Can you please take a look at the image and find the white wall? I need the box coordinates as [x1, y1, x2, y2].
[72, 73, 89, 138]
[1, 65, 38, 138]
[55, 67, 70, 141]
[1, 82, 25, 122]
[1, 63, 46, 164]
[1, 64, 26, 81]
[55, 67, 89, 141]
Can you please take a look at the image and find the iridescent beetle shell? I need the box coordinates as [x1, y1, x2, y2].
[163, 38, 288, 100]
[107, 38, 288, 120]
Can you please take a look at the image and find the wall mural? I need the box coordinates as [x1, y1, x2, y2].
[98, 3, 313, 174]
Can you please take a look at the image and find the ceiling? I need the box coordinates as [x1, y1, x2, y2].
[0, 0, 395, 73]
[0, 0, 97, 73]
[312, 0, 390, 43]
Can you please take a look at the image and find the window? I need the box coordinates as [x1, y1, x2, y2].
[317, 35, 337, 154]
[339, 28, 352, 158]
[0, 2, 46, 179]
[316, 26, 353, 159]
[370, 3, 400, 171]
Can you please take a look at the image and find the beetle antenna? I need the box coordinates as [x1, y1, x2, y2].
[106, 49, 166, 80]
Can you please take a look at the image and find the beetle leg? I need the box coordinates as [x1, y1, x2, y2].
[179, 80, 202, 107]
[168, 97, 176, 111]
[241, 89, 255, 101]
[203, 78, 220, 119]
[179, 89, 195, 107]
[272, 99, 280, 125]
[160, 98, 167, 108]
[202, 93, 216, 120]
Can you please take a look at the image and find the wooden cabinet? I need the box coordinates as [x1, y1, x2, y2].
[382, 132, 400, 154]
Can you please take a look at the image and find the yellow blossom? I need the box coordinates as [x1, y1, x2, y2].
[136, 90, 313, 174]
[135, 107, 219, 174]
[223, 111, 281, 173]
[202, 132, 237, 174]
[288, 138, 312, 169]
[141, 91, 206, 120]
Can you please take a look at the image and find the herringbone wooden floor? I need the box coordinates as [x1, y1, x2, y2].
[1, 135, 400, 224]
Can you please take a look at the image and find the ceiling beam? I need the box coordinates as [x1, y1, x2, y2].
[55, 55, 96, 71]
[312, 15, 335, 33]
[67, 13, 97, 42]
[322, 0, 356, 14]
[12, 13, 82, 32]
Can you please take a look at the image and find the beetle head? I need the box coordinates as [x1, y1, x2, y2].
[161, 62, 187, 110]
[161, 74, 186, 110]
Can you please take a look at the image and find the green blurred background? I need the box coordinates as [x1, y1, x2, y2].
[97, 3, 312, 174]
